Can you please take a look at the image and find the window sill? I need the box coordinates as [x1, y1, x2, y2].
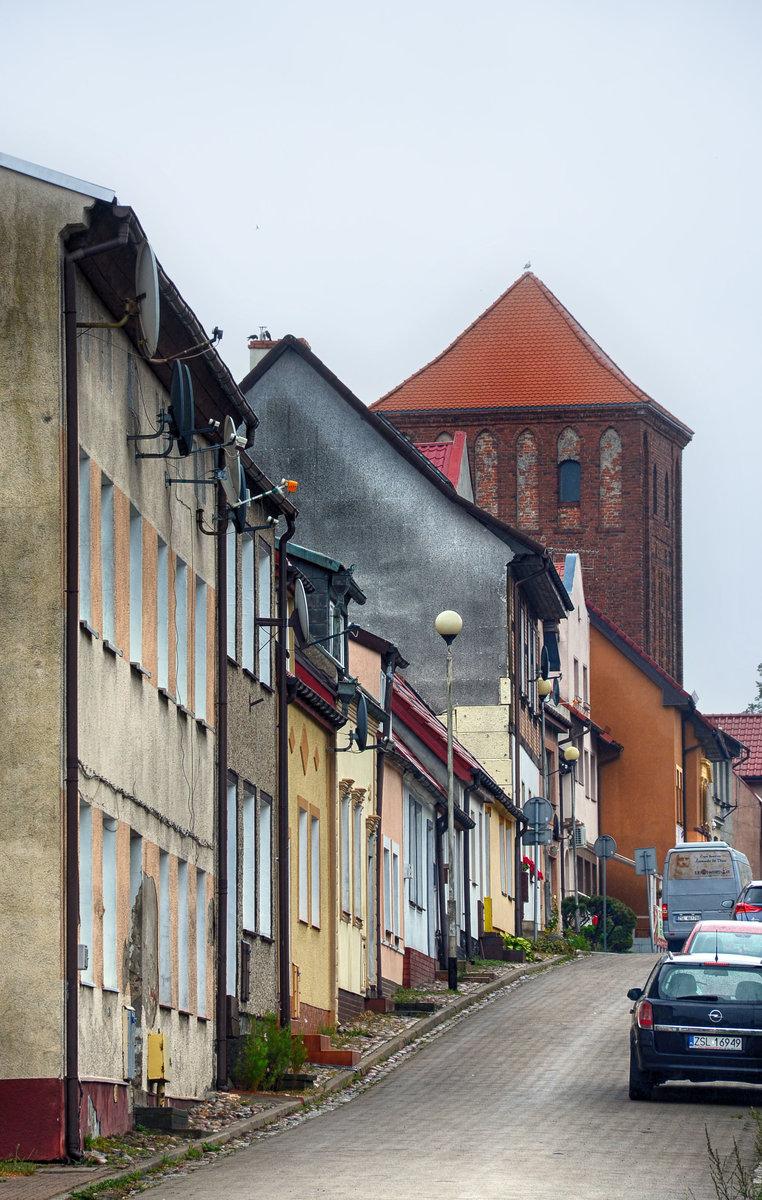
[178, 704, 195, 720]
[130, 661, 151, 678]
[159, 1002, 173, 1012]
[102, 985, 119, 995]
[80, 620, 100, 639]
[158, 687, 177, 703]
[341, 911, 351, 923]
[103, 639, 123, 657]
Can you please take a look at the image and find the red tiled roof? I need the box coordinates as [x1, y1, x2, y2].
[705, 714, 762, 778]
[371, 273, 691, 433]
[414, 431, 467, 489]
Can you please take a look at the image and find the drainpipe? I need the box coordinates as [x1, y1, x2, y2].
[277, 517, 296, 1029]
[215, 487, 229, 1090]
[63, 223, 130, 1161]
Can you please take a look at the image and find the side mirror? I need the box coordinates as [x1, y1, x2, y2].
[627, 987, 643, 1001]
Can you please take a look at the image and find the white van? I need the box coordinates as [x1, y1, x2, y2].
[661, 842, 752, 951]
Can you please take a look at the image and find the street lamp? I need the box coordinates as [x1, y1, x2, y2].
[435, 609, 463, 991]
[562, 744, 581, 930]
[536, 677, 553, 938]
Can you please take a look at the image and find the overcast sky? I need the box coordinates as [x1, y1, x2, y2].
[3, 0, 760, 712]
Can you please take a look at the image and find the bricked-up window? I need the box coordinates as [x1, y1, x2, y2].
[599, 428, 622, 528]
[665, 472, 670, 524]
[516, 430, 539, 527]
[474, 430, 499, 515]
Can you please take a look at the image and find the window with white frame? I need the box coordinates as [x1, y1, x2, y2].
[79, 452, 91, 623]
[79, 802, 93, 984]
[383, 839, 392, 934]
[504, 821, 512, 895]
[257, 541, 272, 687]
[241, 534, 255, 673]
[178, 859, 189, 1011]
[129, 505, 142, 664]
[499, 819, 508, 895]
[196, 868, 207, 1017]
[298, 806, 309, 924]
[408, 797, 423, 907]
[226, 522, 237, 660]
[175, 557, 188, 706]
[391, 842, 400, 937]
[341, 792, 351, 915]
[194, 577, 207, 720]
[311, 813, 320, 928]
[227, 778, 237, 995]
[242, 785, 256, 932]
[259, 795, 272, 937]
[157, 537, 169, 690]
[100, 473, 115, 644]
[353, 802, 363, 919]
[102, 815, 117, 989]
[159, 850, 171, 1006]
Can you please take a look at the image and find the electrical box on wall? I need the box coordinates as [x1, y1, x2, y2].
[147, 1032, 169, 1081]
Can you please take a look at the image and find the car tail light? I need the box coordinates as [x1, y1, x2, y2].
[736, 902, 762, 913]
[662, 903, 668, 921]
[637, 1000, 653, 1029]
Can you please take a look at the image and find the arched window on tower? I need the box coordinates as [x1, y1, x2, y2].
[516, 430, 539, 527]
[474, 430, 499, 516]
[599, 428, 622, 528]
[557, 428, 581, 505]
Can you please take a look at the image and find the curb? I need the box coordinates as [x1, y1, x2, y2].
[55, 956, 565, 1200]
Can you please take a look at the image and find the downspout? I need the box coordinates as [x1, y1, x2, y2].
[277, 516, 296, 1029]
[375, 654, 395, 997]
[63, 223, 130, 1161]
[215, 487, 229, 1090]
[463, 779, 477, 961]
[435, 808, 447, 969]
[681, 712, 704, 840]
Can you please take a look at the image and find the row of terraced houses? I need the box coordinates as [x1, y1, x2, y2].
[2, 153, 761, 1160]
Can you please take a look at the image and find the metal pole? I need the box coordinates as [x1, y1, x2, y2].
[602, 854, 608, 953]
[646, 870, 655, 953]
[571, 762, 580, 933]
[445, 641, 458, 991]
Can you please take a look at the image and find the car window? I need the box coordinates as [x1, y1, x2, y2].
[667, 849, 733, 880]
[689, 932, 762, 956]
[659, 965, 762, 1002]
[742, 886, 762, 905]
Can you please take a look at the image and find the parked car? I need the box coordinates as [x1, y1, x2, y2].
[661, 842, 752, 952]
[733, 881, 762, 921]
[627, 952, 762, 1101]
[682, 919, 762, 956]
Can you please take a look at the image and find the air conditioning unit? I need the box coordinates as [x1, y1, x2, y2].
[573, 825, 587, 848]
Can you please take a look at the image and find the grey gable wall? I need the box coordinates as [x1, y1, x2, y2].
[243, 347, 513, 713]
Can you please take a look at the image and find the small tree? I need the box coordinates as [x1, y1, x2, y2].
[561, 894, 636, 952]
[746, 662, 762, 713]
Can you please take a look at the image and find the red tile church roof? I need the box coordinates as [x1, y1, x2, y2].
[371, 273, 692, 435]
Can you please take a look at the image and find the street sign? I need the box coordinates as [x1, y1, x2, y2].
[594, 835, 617, 860]
[521, 826, 553, 845]
[523, 796, 553, 825]
[634, 846, 657, 875]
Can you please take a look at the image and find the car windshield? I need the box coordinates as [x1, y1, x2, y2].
[689, 932, 762, 956]
[658, 964, 762, 1002]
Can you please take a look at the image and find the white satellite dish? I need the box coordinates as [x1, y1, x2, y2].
[135, 240, 160, 357]
[292, 578, 310, 645]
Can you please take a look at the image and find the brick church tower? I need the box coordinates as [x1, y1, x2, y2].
[371, 272, 692, 683]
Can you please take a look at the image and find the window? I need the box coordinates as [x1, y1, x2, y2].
[341, 793, 351, 915]
[227, 778, 237, 995]
[259, 795, 272, 938]
[178, 860, 189, 1011]
[408, 798, 423, 906]
[242, 785, 256, 931]
[353, 802, 363, 918]
[311, 813, 320, 928]
[391, 843, 400, 936]
[196, 869, 207, 1017]
[499, 820, 507, 895]
[257, 542, 272, 686]
[227, 522, 237, 660]
[175, 558, 188, 706]
[329, 602, 345, 668]
[573, 658, 580, 701]
[383, 840, 392, 933]
[157, 538, 169, 690]
[516, 430, 539, 527]
[102, 815, 117, 989]
[194, 578, 207, 720]
[100, 474, 115, 643]
[558, 459, 580, 503]
[675, 765, 684, 833]
[298, 805, 321, 927]
[129, 505, 142, 664]
[599, 428, 622, 528]
[159, 851, 171, 1006]
[241, 535, 255, 673]
[79, 452, 91, 623]
[298, 806, 309, 924]
[79, 802, 93, 984]
[129, 831, 142, 911]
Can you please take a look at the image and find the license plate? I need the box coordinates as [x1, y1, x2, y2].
[676, 913, 701, 922]
[688, 1035, 743, 1050]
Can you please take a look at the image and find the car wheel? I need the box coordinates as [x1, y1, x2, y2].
[629, 1044, 654, 1101]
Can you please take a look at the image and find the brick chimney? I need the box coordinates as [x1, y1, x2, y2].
[248, 327, 278, 370]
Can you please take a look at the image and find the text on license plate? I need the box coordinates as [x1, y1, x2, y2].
[689, 1035, 743, 1050]
[676, 913, 701, 921]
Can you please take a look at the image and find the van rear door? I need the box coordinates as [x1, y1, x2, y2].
[666, 848, 738, 941]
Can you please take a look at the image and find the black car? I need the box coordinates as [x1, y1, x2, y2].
[627, 952, 762, 1100]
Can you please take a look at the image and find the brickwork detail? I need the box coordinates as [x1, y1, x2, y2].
[474, 431, 499, 515]
[516, 430, 539, 528]
[403, 946, 437, 989]
[599, 427, 622, 528]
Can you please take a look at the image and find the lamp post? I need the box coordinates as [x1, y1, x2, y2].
[564, 745, 581, 931]
[536, 677, 553, 938]
[435, 609, 463, 992]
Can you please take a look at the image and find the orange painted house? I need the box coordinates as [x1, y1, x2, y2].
[589, 604, 745, 931]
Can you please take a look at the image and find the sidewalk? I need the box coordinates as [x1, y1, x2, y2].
[1, 958, 564, 1200]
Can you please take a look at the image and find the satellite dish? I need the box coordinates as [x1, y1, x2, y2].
[352, 694, 368, 752]
[167, 360, 194, 456]
[221, 415, 242, 508]
[291, 578, 310, 645]
[135, 240, 160, 357]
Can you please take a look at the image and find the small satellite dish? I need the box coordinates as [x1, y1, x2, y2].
[221, 415, 242, 508]
[135, 240, 160, 357]
[167, 360, 194, 456]
[291, 578, 310, 645]
[352, 694, 368, 752]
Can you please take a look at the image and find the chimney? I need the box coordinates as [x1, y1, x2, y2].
[248, 326, 277, 370]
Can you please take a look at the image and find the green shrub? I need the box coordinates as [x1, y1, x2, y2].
[561, 894, 636, 952]
[231, 1013, 307, 1091]
[500, 933, 536, 961]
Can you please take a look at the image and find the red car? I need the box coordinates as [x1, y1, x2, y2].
[682, 919, 762, 957]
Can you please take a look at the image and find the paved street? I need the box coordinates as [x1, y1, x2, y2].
[148, 954, 761, 1200]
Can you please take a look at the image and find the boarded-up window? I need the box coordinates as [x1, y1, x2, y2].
[474, 431, 499, 515]
[516, 430, 539, 527]
[599, 428, 622, 528]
